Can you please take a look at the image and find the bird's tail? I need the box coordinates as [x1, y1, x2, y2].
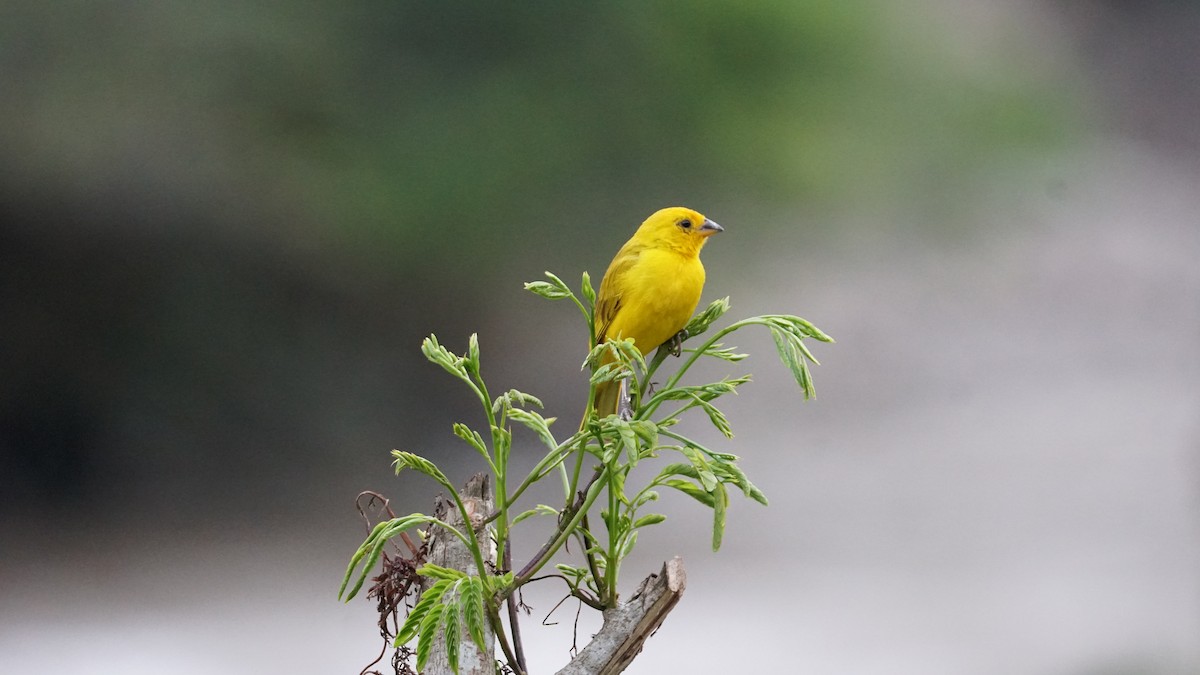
[581, 379, 621, 431]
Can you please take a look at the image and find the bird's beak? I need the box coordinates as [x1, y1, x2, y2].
[698, 218, 724, 237]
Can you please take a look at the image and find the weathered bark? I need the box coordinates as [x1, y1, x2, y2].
[423, 472, 495, 675]
[424, 474, 686, 675]
[555, 557, 687, 675]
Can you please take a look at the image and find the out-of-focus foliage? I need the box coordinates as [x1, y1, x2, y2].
[1, 1, 1074, 270]
[0, 0, 1080, 519]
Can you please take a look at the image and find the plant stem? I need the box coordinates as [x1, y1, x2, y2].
[472, 373, 508, 565]
[503, 433, 587, 513]
[638, 320, 754, 419]
[580, 513, 607, 603]
[511, 468, 607, 588]
[604, 470, 619, 606]
[503, 541, 528, 674]
[489, 602, 524, 675]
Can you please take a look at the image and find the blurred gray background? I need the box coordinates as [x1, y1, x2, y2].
[2, 1, 1198, 673]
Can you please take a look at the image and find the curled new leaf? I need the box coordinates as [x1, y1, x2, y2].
[694, 342, 750, 362]
[466, 333, 481, 375]
[581, 270, 596, 308]
[588, 363, 625, 386]
[512, 503, 559, 526]
[422, 335, 470, 382]
[417, 563, 468, 581]
[632, 513, 667, 528]
[452, 423, 488, 458]
[525, 271, 574, 300]
[684, 297, 731, 338]
[524, 281, 571, 300]
[392, 451, 452, 489]
[492, 389, 544, 413]
[711, 482, 729, 551]
[507, 407, 558, 450]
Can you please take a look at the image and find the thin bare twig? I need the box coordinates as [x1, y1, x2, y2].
[515, 468, 604, 581]
[503, 540, 528, 674]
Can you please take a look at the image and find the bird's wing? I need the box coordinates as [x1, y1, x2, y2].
[594, 244, 642, 344]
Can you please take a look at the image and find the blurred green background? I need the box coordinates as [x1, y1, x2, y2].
[2, 2, 1197, 674]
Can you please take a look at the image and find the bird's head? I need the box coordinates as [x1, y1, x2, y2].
[633, 206, 724, 255]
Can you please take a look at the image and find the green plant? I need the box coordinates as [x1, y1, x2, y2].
[339, 271, 832, 674]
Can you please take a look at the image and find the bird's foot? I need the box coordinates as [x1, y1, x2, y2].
[617, 378, 634, 421]
[665, 329, 688, 357]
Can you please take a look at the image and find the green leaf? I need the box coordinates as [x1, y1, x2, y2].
[770, 328, 809, 399]
[581, 270, 596, 308]
[746, 483, 769, 506]
[491, 571, 515, 595]
[415, 588, 446, 670]
[588, 363, 623, 386]
[524, 280, 571, 300]
[648, 377, 749, 409]
[452, 423, 488, 458]
[392, 451, 452, 488]
[628, 419, 659, 451]
[422, 335, 470, 382]
[417, 563, 468, 581]
[582, 341, 611, 370]
[512, 503, 559, 526]
[619, 529, 639, 558]
[587, 422, 619, 463]
[492, 425, 512, 469]
[608, 418, 639, 468]
[775, 314, 834, 343]
[690, 393, 734, 438]
[396, 578, 452, 645]
[340, 513, 439, 601]
[632, 513, 667, 528]
[711, 482, 728, 551]
[793, 335, 821, 365]
[634, 490, 659, 507]
[507, 408, 558, 450]
[656, 462, 700, 481]
[525, 271, 575, 300]
[663, 478, 716, 507]
[693, 342, 749, 362]
[460, 577, 488, 656]
[466, 333, 481, 375]
[711, 458, 769, 506]
[684, 297, 730, 338]
[555, 563, 589, 581]
[799, 357, 815, 399]
[610, 338, 647, 371]
[492, 389, 545, 413]
[612, 468, 629, 506]
[443, 595, 461, 674]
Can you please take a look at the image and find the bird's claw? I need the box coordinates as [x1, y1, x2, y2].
[666, 329, 688, 357]
[617, 378, 634, 421]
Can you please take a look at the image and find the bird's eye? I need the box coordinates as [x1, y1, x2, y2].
[679, 219, 692, 229]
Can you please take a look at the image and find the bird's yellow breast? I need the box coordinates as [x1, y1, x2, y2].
[602, 247, 706, 354]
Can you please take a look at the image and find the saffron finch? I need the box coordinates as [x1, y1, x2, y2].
[588, 206, 723, 421]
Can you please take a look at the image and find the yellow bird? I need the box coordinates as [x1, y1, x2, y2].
[587, 206, 723, 422]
